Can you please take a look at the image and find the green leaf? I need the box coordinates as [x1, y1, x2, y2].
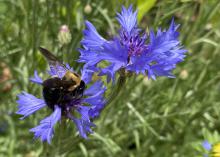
[137, 0, 157, 22]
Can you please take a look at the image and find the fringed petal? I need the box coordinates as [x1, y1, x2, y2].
[16, 92, 46, 119]
[30, 106, 61, 144]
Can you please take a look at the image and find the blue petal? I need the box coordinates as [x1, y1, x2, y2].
[80, 39, 128, 82]
[84, 80, 104, 96]
[83, 87, 105, 106]
[78, 49, 103, 67]
[116, 5, 138, 35]
[83, 81, 106, 118]
[81, 66, 94, 84]
[202, 140, 212, 151]
[68, 107, 95, 139]
[98, 40, 128, 81]
[81, 21, 107, 51]
[126, 19, 186, 79]
[30, 106, 61, 144]
[126, 53, 151, 75]
[16, 92, 46, 119]
[79, 21, 107, 69]
[146, 19, 187, 78]
[79, 57, 100, 84]
[88, 102, 106, 119]
[99, 63, 122, 83]
[30, 71, 43, 84]
[101, 39, 128, 62]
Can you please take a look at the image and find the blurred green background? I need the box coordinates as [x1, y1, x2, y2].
[1, 0, 220, 156]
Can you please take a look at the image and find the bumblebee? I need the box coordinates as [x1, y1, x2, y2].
[39, 47, 85, 110]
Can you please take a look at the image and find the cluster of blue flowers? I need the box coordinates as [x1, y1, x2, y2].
[16, 5, 186, 144]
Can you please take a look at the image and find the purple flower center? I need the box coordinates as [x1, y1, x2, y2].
[55, 97, 83, 116]
[120, 30, 147, 60]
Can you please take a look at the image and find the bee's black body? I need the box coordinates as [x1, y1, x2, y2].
[42, 78, 85, 110]
[39, 47, 85, 111]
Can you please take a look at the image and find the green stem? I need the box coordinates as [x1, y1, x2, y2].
[42, 142, 49, 157]
[56, 117, 66, 156]
[32, 0, 38, 70]
[104, 70, 127, 106]
[42, 118, 66, 156]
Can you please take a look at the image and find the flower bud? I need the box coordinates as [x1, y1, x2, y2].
[84, 4, 92, 14]
[0, 62, 12, 92]
[179, 69, 188, 80]
[58, 25, 72, 45]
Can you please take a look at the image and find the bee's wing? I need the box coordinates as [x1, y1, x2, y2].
[39, 47, 66, 68]
[39, 47, 68, 77]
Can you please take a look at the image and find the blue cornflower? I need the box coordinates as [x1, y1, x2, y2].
[16, 64, 106, 144]
[79, 5, 187, 82]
